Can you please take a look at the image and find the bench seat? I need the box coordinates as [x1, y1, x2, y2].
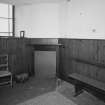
[68, 73, 105, 102]
[69, 73, 105, 91]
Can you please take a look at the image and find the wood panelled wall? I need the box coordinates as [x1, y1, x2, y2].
[0, 37, 34, 76]
[59, 38, 105, 83]
[0, 38, 58, 77]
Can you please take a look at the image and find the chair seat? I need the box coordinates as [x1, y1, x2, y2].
[0, 71, 11, 77]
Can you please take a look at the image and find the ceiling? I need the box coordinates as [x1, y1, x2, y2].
[0, 0, 64, 5]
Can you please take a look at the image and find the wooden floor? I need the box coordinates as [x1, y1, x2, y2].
[0, 77, 105, 105]
[17, 91, 77, 105]
[59, 81, 105, 105]
[0, 77, 56, 105]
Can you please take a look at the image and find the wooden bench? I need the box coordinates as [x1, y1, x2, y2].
[68, 73, 105, 102]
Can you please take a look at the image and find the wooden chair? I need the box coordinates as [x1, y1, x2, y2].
[0, 54, 12, 87]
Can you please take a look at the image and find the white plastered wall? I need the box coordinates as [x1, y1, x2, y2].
[15, 3, 60, 38]
[60, 0, 105, 39]
[16, 0, 105, 39]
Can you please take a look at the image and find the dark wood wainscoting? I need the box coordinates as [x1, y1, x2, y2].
[58, 38, 105, 83]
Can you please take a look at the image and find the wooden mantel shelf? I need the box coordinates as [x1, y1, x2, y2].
[27, 43, 63, 51]
[27, 43, 63, 46]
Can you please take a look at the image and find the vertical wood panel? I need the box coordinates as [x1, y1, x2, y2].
[96, 68, 105, 83]
[96, 40, 105, 82]
[97, 40, 105, 64]
[59, 38, 105, 83]
[78, 40, 98, 62]
[0, 38, 33, 76]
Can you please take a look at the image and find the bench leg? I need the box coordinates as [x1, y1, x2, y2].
[74, 84, 83, 97]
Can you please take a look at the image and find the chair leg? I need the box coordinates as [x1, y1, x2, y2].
[10, 75, 13, 88]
